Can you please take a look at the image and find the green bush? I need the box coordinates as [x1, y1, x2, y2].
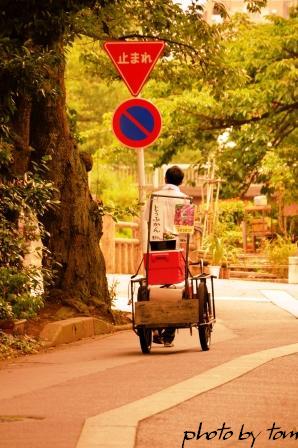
[0, 145, 57, 322]
[90, 167, 138, 218]
[208, 200, 247, 256]
[218, 199, 246, 229]
[0, 267, 44, 320]
[0, 298, 13, 320]
[263, 235, 298, 277]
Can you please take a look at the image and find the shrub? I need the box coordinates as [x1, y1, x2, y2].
[0, 145, 57, 322]
[218, 199, 246, 229]
[263, 236, 298, 278]
[0, 267, 44, 320]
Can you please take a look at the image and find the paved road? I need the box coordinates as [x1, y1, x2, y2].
[109, 275, 298, 316]
[0, 279, 297, 448]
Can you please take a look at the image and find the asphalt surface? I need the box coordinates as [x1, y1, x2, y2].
[109, 275, 298, 317]
[0, 278, 297, 448]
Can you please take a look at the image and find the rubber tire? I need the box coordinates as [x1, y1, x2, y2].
[198, 282, 211, 351]
[138, 327, 152, 354]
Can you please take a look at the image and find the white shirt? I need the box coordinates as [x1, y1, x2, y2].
[145, 184, 187, 242]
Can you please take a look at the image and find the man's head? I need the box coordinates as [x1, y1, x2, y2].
[165, 165, 184, 186]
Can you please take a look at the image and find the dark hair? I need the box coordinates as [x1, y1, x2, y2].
[165, 165, 184, 186]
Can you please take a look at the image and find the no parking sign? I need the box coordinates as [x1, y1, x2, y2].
[105, 41, 164, 248]
[112, 98, 162, 149]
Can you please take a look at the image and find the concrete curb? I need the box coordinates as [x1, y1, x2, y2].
[39, 317, 131, 347]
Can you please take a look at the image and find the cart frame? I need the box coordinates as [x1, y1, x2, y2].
[130, 193, 216, 353]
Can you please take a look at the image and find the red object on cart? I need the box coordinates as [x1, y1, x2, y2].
[144, 250, 185, 285]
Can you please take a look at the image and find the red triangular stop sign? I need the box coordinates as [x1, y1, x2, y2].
[104, 41, 165, 96]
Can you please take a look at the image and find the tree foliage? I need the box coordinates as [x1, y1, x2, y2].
[154, 14, 298, 201]
[0, 148, 57, 320]
[0, 0, 225, 315]
[71, 9, 297, 208]
[1, 0, 295, 318]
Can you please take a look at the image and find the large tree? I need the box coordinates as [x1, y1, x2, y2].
[1, 0, 275, 315]
[1, 1, 112, 315]
[0, 0, 223, 315]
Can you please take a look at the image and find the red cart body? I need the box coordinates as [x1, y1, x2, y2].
[144, 250, 185, 285]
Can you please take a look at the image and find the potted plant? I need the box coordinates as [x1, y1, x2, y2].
[203, 235, 227, 278]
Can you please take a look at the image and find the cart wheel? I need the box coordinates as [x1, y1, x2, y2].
[198, 282, 212, 351]
[138, 327, 152, 354]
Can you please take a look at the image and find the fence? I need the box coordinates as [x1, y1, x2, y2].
[101, 215, 142, 274]
[94, 164, 199, 190]
[100, 216, 295, 282]
[100, 214, 202, 275]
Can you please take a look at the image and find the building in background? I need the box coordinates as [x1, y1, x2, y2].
[204, 0, 297, 23]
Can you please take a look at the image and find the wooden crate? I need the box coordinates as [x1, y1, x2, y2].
[134, 299, 199, 326]
[251, 218, 268, 233]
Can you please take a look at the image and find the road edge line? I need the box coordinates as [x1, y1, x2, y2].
[76, 342, 298, 448]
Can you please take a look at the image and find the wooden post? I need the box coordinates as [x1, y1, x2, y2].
[101, 215, 115, 273]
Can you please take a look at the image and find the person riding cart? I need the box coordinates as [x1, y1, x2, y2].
[144, 165, 186, 347]
[130, 166, 216, 354]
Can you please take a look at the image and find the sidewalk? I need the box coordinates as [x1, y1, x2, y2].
[108, 274, 298, 316]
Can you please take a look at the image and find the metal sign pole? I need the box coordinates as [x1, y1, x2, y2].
[104, 39, 165, 272]
[137, 148, 147, 253]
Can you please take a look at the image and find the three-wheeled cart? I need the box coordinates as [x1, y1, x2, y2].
[130, 193, 216, 354]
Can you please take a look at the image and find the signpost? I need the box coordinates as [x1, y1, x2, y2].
[112, 98, 162, 149]
[104, 40, 165, 251]
[104, 41, 165, 96]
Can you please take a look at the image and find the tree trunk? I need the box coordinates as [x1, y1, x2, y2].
[28, 48, 110, 317]
[2, 2, 111, 319]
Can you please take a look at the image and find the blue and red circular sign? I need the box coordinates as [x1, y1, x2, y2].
[112, 98, 162, 149]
